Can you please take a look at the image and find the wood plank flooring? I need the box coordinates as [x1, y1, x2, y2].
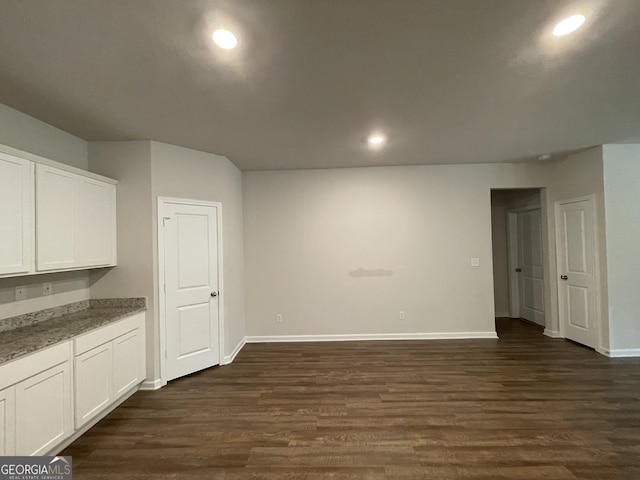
[62, 320, 640, 479]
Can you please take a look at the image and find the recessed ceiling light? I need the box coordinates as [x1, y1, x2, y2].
[553, 14, 586, 36]
[212, 29, 238, 49]
[367, 133, 387, 147]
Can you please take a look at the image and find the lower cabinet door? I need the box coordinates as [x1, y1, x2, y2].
[113, 329, 144, 397]
[0, 386, 16, 455]
[15, 362, 73, 456]
[74, 343, 113, 428]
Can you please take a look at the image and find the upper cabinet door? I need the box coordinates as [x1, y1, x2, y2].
[75, 177, 116, 267]
[36, 164, 77, 271]
[0, 152, 33, 275]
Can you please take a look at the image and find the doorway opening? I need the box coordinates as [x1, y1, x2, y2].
[491, 188, 545, 335]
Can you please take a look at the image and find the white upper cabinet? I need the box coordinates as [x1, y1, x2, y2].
[36, 165, 77, 271]
[0, 152, 33, 275]
[0, 145, 117, 277]
[36, 164, 116, 272]
[74, 176, 116, 267]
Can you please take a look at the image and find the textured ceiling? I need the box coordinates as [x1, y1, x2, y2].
[0, 0, 638, 170]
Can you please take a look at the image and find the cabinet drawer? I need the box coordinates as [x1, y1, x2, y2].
[74, 313, 144, 355]
[0, 342, 71, 391]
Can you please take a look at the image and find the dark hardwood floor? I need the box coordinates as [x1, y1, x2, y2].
[63, 320, 640, 479]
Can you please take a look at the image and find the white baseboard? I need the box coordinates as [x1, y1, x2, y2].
[495, 311, 510, 318]
[600, 348, 640, 358]
[245, 331, 498, 343]
[139, 378, 166, 390]
[543, 329, 562, 338]
[223, 337, 246, 365]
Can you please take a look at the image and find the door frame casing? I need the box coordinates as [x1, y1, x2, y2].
[506, 205, 542, 319]
[554, 194, 602, 349]
[157, 197, 225, 384]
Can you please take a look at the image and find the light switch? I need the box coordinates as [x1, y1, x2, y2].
[471, 258, 480, 267]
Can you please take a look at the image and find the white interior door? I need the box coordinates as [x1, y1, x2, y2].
[516, 209, 545, 326]
[160, 199, 222, 382]
[556, 198, 598, 348]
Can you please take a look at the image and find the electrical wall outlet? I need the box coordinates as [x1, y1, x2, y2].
[276, 313, 283, 323]
[399, 311, 405, 320]
[471, 257, 480, 267]
[15, 286, 28, 301]
[43, 283, 53, 296]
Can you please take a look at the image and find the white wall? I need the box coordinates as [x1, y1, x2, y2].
[88, 141, 155, 377]
[602, 144, 640, 352]
[0, 272, 90, 319]
[150, 141, 246, 360]
[0, 103, 90, 319]
[87, 140, 246, 383]
[243, 163, 547, 339]
[0, 103, 87, 169]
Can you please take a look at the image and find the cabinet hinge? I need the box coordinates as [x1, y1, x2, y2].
[162, 216, 171, 226]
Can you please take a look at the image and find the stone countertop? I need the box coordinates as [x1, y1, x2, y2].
[0, 299, 146, 365]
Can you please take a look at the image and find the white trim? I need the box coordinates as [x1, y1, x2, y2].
[543, 329, 562, 338]
[507, 211, 519, 318]
[495, 311, 510, 318]
[246, 332, 498, 343]
[157, 197, 225, 384]
[139, 378, 167, 391]
[599, 348, 640, 358]
[222, 337, 246, 365]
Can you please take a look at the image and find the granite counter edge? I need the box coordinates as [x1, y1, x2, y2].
[0, 305, 147, 366]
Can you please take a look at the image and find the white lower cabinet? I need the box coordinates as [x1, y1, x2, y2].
[74, 313, 146, 429]
[16, 361, 73, 456]
[0, 386, 16, 455]
[0, 312, 146, 455]
[113, 329, 145, 397]
[0, 342, 74, 456]
[74, 343, 113, 428]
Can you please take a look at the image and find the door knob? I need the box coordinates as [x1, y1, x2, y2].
[210, 291, 218, 297]
[560, 275, 568, 280]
